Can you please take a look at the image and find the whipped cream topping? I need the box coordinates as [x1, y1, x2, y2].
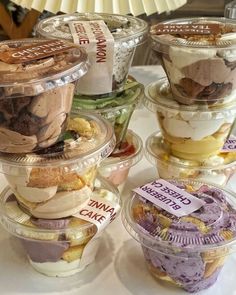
[16, 186, 58, 203]
[169, 46, 217, 68]
[158, 99, 235, 141]
[162, 117, 229, 141]
[31, 187, 91, 219]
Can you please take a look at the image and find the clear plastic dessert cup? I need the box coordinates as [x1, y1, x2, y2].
[0, 38, 89, 153]
[150, 17, 236, 105]
[0, 177, 121, 277]
[122, 179, 236, 293]
[36, 13, 148, 96]
[73, 77, 144, 148]
[99, 130, 143, 191]
[144, 78, 236, 160]
[0, 112, 115, 219]
[146, 132, 236, 186]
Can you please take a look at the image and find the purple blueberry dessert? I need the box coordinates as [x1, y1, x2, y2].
[123, 179, 236, 293]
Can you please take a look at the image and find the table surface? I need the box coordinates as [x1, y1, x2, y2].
[0, 66, 236, 295]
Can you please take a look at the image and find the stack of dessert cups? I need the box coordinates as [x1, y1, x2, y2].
[143, 17, 236, 187]
[35, 12, 148, 192]
[0, 38, 121, 277]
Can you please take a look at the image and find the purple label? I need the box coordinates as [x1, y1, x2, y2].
[221, 135, 236, 152]
[133, 179, 205, 217]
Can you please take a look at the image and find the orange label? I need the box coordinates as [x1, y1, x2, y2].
[0, 40, 78, 64]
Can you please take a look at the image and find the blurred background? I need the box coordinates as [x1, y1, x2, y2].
[0, 0, 233, 65]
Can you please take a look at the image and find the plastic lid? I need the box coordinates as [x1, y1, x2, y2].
[99, 130, 143, 172]
[0, 111, 115, 170]
[73, 77, 144, 110]
[225, 0, 236, 19]
[0, 38, 89, 97]
[144, 77, 236, 116]
[36, 13, 148, 47]
[0, 176, 120, 241]
[145, 131, 236, 171]
[150, 17, 236, 49]
[123, 179, 236, 255]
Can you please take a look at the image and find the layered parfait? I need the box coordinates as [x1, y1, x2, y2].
[0, 39, 89, 153]
[0, 112, 115, 219]
[144, 77, 236, 160]
[36, 13, 148, 96]
[150, 18, 236, 105]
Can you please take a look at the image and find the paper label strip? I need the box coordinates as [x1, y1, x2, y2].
[151, 23, 221, 35]
[69, 20, 114, 95]
[73, 194, 120, 267]
[133, 179, 205, 218]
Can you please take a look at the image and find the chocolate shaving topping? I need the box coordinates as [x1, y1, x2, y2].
[35, 140, 65, 155]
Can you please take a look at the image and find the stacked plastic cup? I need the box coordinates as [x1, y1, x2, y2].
[36, 13, 148, 96]
[0, 38, 89, 153]
[0, 177, 120, 277]
[0, 38, 121, 276]
[36, 13, 149, 191]
[143, 17, 236, 187]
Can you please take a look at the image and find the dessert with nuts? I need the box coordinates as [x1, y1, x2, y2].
[0, 39, 89, 153]
[150, 18, 236, 105]
[123, 179, 236, 292]
[36, 13, 148, 95]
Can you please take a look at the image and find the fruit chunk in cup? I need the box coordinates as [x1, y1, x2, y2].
[122, 179, 236, 293]
[36, 13, 148, 95]
[150, 17, 236, 105]
[0, 178, 120, 277]
[0, 38, 89, 153]
[0, 112, 115, 219]
[144, 78, 236, 160]
[145, 132, 236, 186]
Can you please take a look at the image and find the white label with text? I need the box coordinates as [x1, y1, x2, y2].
[69, 20, 114, 95]
[221, 135, 236, 152]
[73, 194, 120, 267]
[133, 179, 205, 217]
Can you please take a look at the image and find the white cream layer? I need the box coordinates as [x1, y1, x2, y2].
[29, 258, 85, 277]
[157, 97, 235, 141]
